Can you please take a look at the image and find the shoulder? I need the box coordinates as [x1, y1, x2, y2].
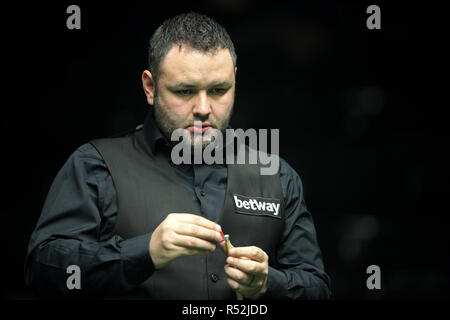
[279, 157, 301, 180]
[244, 143, 305, 198]
[60, 143, 109, 178]
[71, 142, 105, 163]
[278, 157, 305, 200]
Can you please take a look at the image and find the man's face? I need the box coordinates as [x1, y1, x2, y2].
[148, 45, 236, 149]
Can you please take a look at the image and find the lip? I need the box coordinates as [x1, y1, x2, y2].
[187, 123, 212, 133]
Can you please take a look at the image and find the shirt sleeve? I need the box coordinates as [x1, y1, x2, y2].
[263, 158, 332, 300]
[24, 143, 155, 298]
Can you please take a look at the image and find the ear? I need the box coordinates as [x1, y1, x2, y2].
[234, 66, 237, 75]
[142, 70, 156, 105]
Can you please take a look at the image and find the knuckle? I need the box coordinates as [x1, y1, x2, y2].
[226, 278, 235, 289]
[188, 249, 198, 256]
[188, 224, 198, 236]
[160, 226, 168, 235]
[187, 238, 196, 247]
[161, 233, 170, 244]
[211, 230, 219, 240]
[161, 239, 171, 250]
[191, 215, 200, 224]
[248, 264, 257, 273]
[160, 222, 171, 233]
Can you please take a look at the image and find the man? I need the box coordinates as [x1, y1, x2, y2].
[25, 12, 331, 299]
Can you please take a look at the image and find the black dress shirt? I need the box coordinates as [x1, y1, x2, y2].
[25, 113, 331, 299]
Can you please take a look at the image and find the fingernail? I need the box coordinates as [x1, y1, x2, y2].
[229, 248, 235, 255]
[227, 257, 233, 264]
[216, 224, 222, 231]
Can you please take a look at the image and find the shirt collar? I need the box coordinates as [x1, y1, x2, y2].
[142, 108, 171, 155]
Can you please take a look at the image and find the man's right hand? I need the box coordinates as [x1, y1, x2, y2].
[149, 213, 223, 269]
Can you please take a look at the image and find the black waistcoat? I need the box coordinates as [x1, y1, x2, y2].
[90, 123, 284, 299]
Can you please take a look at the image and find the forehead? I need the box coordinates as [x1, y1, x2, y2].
[158, 45, 235, 84]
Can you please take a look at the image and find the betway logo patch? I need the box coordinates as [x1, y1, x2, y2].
[233, 195, 281, 219]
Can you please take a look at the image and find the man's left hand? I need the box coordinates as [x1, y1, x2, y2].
[224, 246, 269, 300]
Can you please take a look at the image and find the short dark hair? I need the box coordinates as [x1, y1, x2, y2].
[148, 12, 237, 81]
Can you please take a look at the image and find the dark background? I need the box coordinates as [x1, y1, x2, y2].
[2, 1, 449, 299]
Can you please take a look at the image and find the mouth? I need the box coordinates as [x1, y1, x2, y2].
[187, 123, 212, 133]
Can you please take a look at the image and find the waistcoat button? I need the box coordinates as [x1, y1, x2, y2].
[209, 273, 219, 283]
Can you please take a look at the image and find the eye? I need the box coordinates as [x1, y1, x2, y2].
[175, 89, 195, 96]
[208, 88, 227, 95]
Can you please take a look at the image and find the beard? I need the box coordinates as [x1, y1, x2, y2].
[153, 93, 234, 151]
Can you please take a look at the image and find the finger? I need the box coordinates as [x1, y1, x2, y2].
[225, 264, 264, 288]
[179, 247, 211, 257]
[226, 276, 256, 298]
[175, 213, 222, 232]
[229, 246, 267, 262]
[226, 256, 265, 275]
[173, 234, 217, 252]
[175, 223, 223, 243]
[224, 264, 254, 286]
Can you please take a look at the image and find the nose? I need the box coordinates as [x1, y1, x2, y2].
[192, 90, 211, 120]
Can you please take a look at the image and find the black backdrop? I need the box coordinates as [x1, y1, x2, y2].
[3, 1, 449, 299]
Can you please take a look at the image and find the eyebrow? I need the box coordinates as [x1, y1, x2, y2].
[168, 81, 232, 90]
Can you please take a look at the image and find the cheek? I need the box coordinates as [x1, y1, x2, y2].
[158, 93, 191, 117]
[213, 91, 234, 115]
